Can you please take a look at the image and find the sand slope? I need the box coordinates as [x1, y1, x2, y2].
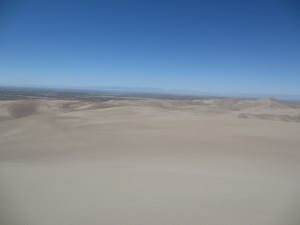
[0, 98, 300, 225]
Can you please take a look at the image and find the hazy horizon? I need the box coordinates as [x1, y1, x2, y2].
[2, 84, 300, 101]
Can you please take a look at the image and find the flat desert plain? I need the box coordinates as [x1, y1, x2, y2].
[0, 98, 300, 225]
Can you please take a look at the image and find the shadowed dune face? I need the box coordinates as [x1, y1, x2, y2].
[0, 97, 300, 225]
[60, 100, 119, 112]
[238, 113, 300, 122]
[7, 100, 40, 118]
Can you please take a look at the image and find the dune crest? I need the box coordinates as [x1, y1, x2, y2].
[0, 98, 299, 122]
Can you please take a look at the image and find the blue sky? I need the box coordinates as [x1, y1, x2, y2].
[0, 0, 299, 97]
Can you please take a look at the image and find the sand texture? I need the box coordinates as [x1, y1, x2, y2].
[1, 98, 300, 225]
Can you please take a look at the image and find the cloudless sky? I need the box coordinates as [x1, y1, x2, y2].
[0, 0, 299, 96]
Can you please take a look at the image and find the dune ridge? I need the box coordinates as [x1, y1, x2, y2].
[0, 97, 299, 122]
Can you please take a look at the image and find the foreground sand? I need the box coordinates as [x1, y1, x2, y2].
[0, 98, 300, 225]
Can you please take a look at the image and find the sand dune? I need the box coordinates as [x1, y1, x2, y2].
[1, 97, 298, 120]
[0, 97, 300, 225]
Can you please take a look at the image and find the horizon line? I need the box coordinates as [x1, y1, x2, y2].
[1, 84, 300, 101]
